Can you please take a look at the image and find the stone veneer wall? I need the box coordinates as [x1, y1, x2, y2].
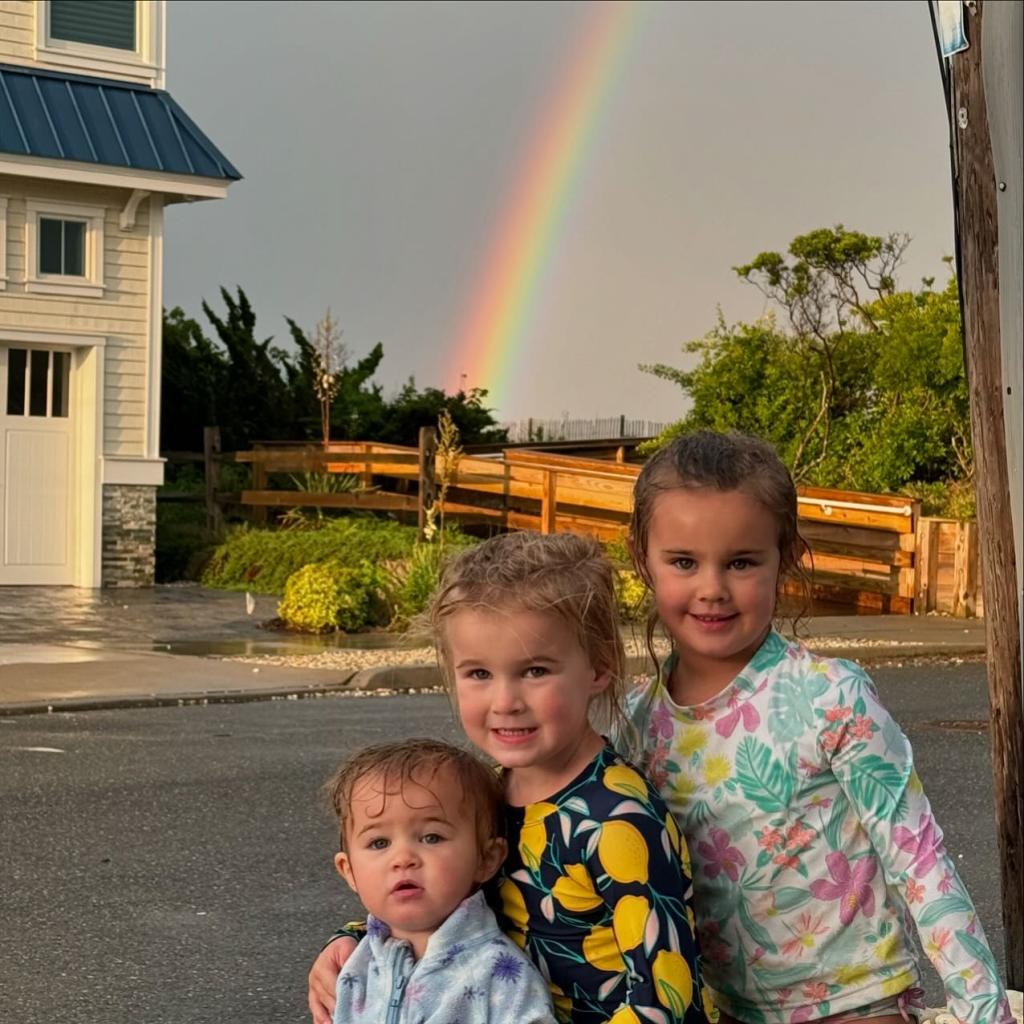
[102, 485, 156, 587]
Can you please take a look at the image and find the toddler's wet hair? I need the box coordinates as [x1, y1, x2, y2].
[324, 738, 504, 852]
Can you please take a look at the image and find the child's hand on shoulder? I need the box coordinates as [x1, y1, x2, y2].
[307, 935, 356, 1024]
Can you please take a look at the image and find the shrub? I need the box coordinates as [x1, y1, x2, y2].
[385, 543, 447, 626]
[903, 479, 976, 519]
[156, 502, 220, 582]
[602, 536, 633, 569]
[201, 517, 421, 594]
[615, 568, 651, 622]
[278, 559, 390, 632]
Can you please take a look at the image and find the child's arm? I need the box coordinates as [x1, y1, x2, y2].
[828, 666, 1014, 1024]
[581, 783, 709, 1023]
[307, 927, 361, 1024]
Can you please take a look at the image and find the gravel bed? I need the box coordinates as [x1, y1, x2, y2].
[220, 632, 939, 672]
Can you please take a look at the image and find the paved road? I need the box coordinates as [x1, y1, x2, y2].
[0, 663, 1008, 1024]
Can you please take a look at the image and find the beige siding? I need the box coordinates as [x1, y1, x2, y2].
[0, 176, 154, 458]
[0, 1, 34, 64]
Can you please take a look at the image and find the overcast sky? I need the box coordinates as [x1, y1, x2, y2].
[164, 0, 954, 425]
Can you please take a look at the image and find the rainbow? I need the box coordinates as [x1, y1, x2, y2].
[444, 1, 643, 410]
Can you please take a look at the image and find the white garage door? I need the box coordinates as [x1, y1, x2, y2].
[0, 346, 74, 585]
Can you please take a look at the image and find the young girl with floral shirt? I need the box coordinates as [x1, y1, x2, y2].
[622, 430, 1012, 1024]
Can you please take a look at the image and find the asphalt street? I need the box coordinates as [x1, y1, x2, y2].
[0, 662, 1008, 1024]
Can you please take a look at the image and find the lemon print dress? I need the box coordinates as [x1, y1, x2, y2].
[492, 743, 710, 1024]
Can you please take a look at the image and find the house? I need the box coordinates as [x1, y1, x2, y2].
[0, 0, 239, 586]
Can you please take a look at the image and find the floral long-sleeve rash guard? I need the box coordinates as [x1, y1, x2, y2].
[492, 743, 712, 1024]
[623, 630, 1013, 1024]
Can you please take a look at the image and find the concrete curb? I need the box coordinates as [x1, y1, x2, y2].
[0, 674, 361, 717]
[816, 645, 987, 662]
[0, 642, 989, 717]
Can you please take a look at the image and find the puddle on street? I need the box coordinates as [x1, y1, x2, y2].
[153, 630, 426, 657]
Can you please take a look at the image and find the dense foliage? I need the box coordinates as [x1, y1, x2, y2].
[197, 518, 648, 633]
[277, 559, 391, 632]
[201, 518, 421, 595]
[200, 518, 480, 632]
[161, 287, 507, 452]
[643, 228, 972, 515]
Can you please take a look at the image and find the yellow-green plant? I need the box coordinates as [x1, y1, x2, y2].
[614, 568, 652, 622]
[278, 558, 389, 632]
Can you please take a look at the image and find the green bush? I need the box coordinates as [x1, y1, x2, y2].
[386, 543, 448, 626]
[903, 479, 976, 519]
[278, 559, 391, 632]
[201, 517, 421, 594]
[614, 568, 651, 622]
[602, 536, 633, 569]
[156, 502, 220, 582]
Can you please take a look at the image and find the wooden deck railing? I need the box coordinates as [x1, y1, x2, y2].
[165, 428, 985, 616]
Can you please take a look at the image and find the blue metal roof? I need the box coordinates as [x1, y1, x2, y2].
[0, 64, 241, 181]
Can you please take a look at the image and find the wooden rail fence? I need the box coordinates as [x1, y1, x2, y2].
[161, 428, 984, 616]
[914, 517, 983, 617]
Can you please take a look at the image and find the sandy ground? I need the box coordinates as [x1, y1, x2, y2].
[221, 631, 936, 672]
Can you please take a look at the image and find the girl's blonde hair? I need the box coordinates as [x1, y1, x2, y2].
[427, 531, 627, 737]
[629, 430, 812, 669]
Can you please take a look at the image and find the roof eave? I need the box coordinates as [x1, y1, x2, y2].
[0, 151, 238, 200]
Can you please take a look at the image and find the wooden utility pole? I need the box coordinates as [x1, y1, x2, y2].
[944, 0, 1023, 988]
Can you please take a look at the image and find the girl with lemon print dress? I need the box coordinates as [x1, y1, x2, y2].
[623, 432, 1013, 1024]
[307, 532, 710, 1024]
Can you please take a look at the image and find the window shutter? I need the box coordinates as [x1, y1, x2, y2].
[50, 0, 136, 51]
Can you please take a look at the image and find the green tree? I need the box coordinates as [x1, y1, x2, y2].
[646, 228, 969, 499]
[161, 306, 226, 451]
[161, 290, 507, 452]
[820, 276, 971, 491]
[369, 379, 507, 447]
[200, 287, 299, 449]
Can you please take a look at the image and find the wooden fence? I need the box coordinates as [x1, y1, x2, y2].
[163, 428, 984, 616]
[914, 517, 983, 617]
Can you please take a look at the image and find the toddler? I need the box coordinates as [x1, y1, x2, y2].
[310, 533, 709, 1024]
[325, 738, 556, 1023]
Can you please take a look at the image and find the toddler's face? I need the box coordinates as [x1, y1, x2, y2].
[447, 607, 610, 792]
[335, 765, 504, 958]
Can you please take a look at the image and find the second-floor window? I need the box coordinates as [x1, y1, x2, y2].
[50, 0, 136, 52]
[39, 218, 86, 277]
[25, 200, 106, 298]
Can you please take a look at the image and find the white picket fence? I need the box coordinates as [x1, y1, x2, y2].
[502, 415, 666, 443]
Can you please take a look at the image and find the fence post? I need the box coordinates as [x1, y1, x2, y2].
[913, 518, 940, 614]
[541, 470, 557, 534]
[360, 442, 373, 491]
[418, 426, 438, 540]
[619, 414, 626, 438]
[952, 521, 979, 618]
[250, 443, 268, 524]
[203, 426, 223, 534]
